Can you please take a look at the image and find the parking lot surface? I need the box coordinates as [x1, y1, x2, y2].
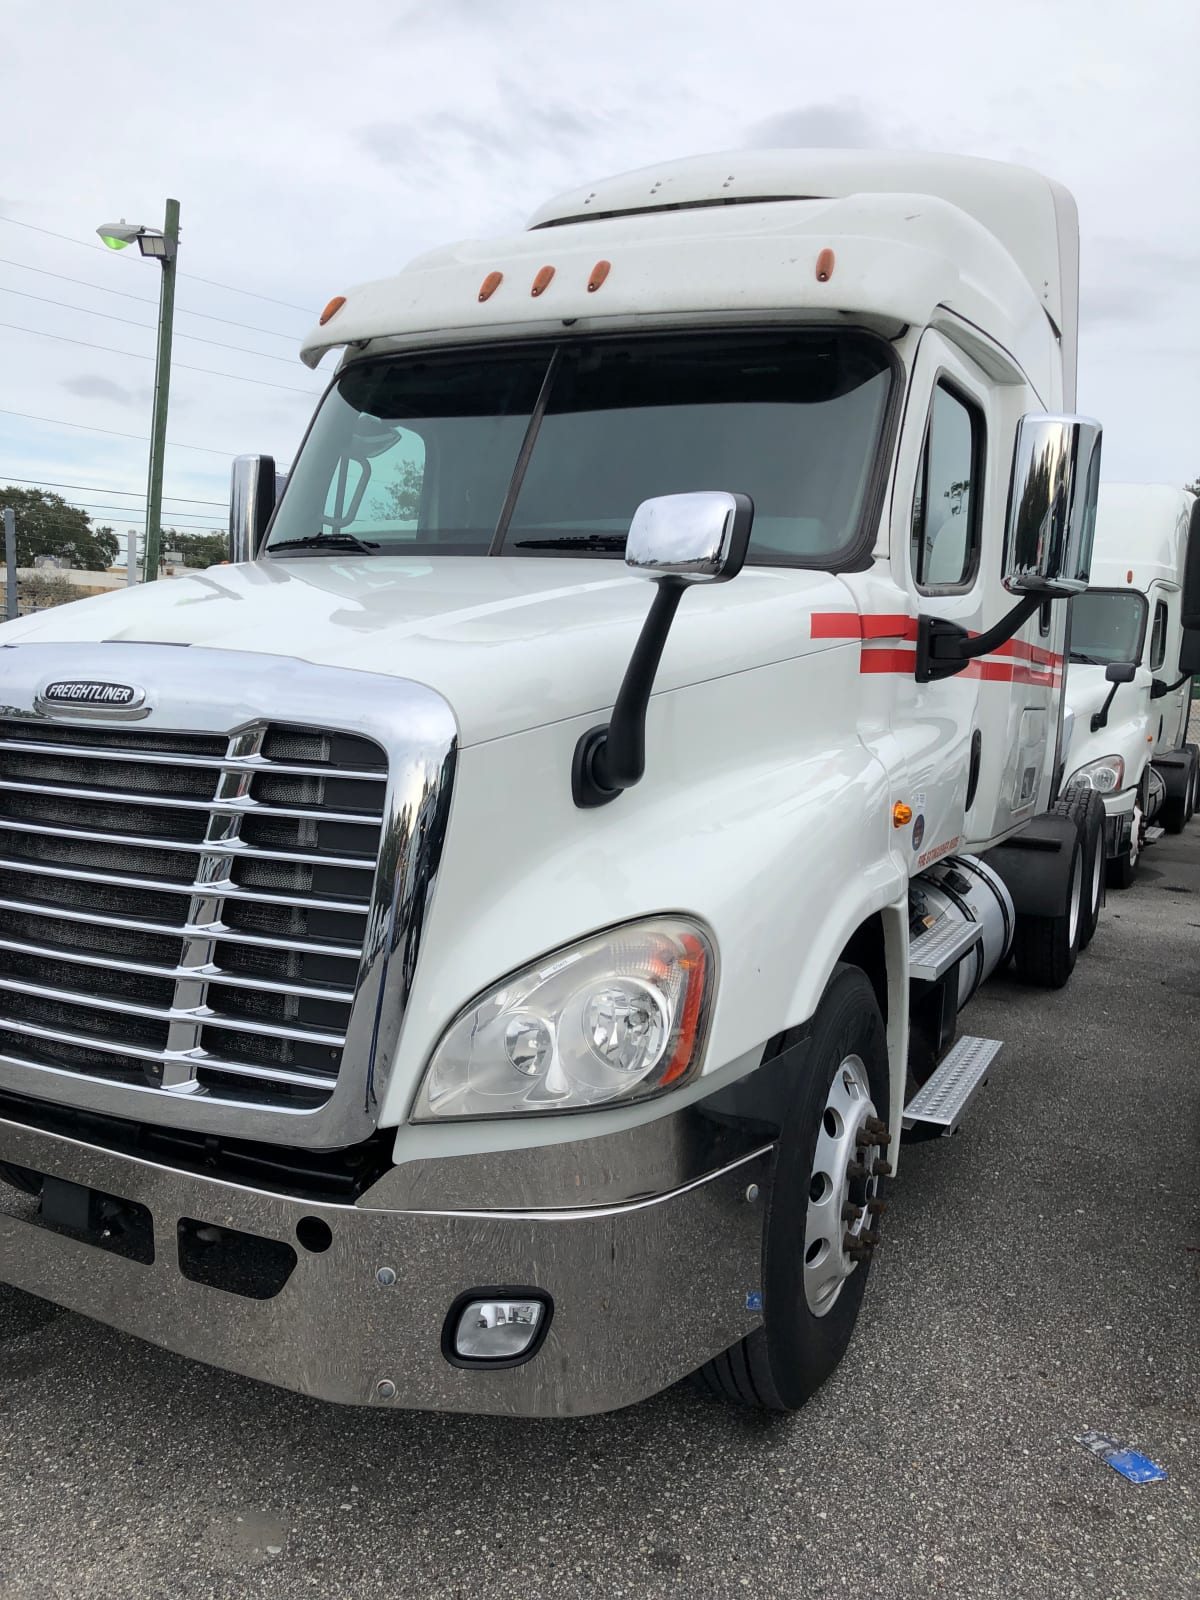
[0, 834, 1196, 1600]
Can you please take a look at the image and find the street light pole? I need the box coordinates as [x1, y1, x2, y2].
[142, 197, 179, 583]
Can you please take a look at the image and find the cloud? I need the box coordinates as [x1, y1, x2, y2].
[744, 99, 917, 151]
[61, 374, 151, 408]
[1080, 240, 1200, 331]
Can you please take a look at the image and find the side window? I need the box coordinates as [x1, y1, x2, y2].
[1149, 600, 1168, 671]
[910, 383, 984, 592]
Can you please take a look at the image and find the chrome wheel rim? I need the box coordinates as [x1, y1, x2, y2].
[804, 1055, 880, 1317]
[1067, 843, 1083, 947]
[1089, 831, 1103, 917]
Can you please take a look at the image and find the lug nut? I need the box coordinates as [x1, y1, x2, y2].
[873, 1160, 893, 1178]
[847, 1162, 868, 1181]
[867, 1199, 888, 1216]
[842, 1202, 863, 1223]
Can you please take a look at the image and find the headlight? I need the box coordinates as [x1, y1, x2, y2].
[412, 919, 714, 1121]
[1070, 755, 1125, 794]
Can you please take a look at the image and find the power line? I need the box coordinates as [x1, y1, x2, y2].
[0, 406, 234, 455]
[0, 475, 225, 505]
[0, 259, 300, 341]
[0, 216, 314, 314]
[0, 286, 305, 366]
[1, 321, 320, 395]
[59, 500, 227, 522]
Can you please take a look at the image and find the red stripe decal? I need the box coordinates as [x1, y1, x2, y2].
[810, 613, 862, 639]
[859, 649, 917, 674]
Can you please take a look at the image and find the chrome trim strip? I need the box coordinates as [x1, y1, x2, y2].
[393, 1144, 776, 1222]
[0, 894, 363, 958]
[0, 935, 354, 1001]
[0, 978, 347, 1046]
[0, 642, 458, 1145]
[0, 778, 383, 825]
[0, 736, 387, 781]
[0, 816, 376, 870]
[0, 1045, 338, 1092]
[0, 855, 371, 914]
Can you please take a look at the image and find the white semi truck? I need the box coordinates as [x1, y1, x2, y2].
[1062, 484, 1199, 886]
[0, 151, 1128, 1415]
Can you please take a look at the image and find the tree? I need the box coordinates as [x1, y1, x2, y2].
[0, 486, 119, 570]
[163, 529, 229, 568]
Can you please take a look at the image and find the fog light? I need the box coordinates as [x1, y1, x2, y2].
[448, 1294, 549, 1365]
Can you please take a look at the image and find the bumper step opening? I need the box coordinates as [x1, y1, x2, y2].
[0, 1164, 155, 1264]
[177, 1216, 297, 1300]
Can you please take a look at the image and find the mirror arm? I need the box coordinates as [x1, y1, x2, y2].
[573, 578, 687, 808]
[1090, 684, 1120, 732]
[915, 593, 1043, 684]
[1150, 672, 1189, 700]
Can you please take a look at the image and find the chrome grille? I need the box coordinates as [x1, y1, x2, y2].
[0, 719, 387, 1110]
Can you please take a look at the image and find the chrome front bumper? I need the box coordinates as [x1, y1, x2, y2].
[0, 1112, 771, 1416]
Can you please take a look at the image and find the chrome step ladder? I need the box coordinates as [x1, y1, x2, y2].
[903, 1035, 1002, 1136]
[1145, 824, 1166, 844]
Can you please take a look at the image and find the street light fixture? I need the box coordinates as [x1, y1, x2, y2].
[95, 202, 180, 581]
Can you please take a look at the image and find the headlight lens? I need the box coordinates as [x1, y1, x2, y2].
[412, 919, 714, 1121]
[1070, 755, 1125, 794]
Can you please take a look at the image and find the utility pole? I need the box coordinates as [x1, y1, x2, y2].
[127, 528, 138, 586]
[2, 508, 15, 621]
[142, 197, 180, 582]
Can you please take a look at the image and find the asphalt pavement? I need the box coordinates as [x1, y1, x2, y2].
[0, 832, 1196, 1600]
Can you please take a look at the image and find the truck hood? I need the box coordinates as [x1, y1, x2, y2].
[0, 556, 857, 745]
[1063, 662, 1152, 783]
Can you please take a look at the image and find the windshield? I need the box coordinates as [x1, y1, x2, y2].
[1069, 588, 1148, 666]
[266, 330, 895, 566]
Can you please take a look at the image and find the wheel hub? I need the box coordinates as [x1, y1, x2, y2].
[803, 1055, 890, 1316]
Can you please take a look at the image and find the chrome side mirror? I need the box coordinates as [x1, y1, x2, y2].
[1002, 415, 1103, 597]
[229, 454, 278, 562]
[625, 491, 754, 583]
[574, 491, 755, 807]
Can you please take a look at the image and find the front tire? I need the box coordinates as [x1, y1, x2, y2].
[699, 964, 889, 1411]
[1012, 830, 1084, 988]
[1053, 786, 1105, 950]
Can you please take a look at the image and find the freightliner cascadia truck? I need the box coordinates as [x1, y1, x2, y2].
[1062, 484, 1199, 887]
[2, 150, 1155, 1417]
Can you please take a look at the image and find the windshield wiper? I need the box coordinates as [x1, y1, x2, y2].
[1069, 650, 1112, 666]
[512, 534, 627, 552]
[269, 532, 381, 555]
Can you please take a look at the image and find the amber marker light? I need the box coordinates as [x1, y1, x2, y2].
[815, 248, 836, 282]
[531, 265, 556, 296]
[893, 803, 913, 827]
[319, 296, 346, 326]
[478, 271, 503, 302]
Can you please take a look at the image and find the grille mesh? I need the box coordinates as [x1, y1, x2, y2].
[0, 720, 386, 1109]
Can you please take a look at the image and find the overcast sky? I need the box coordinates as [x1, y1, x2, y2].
[2, 0, 1197, 550]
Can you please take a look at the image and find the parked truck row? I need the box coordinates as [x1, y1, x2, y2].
[0, 150, 1196, 1417]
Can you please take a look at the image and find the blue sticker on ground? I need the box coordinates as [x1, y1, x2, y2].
[1075, 1430, 1167, 1484]
[744, 1291, 763, 1313]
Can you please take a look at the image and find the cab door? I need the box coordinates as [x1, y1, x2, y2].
[885, 331, 991, 865]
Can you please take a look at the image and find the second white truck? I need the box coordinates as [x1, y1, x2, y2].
[1063, 483, 1198, 886]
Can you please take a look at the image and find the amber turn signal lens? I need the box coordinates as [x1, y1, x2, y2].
[892, 803, 913, 827]
[587, 259, 611, 292]
[478, 270, 503, 302]
[319, 296, 346, 326]
[531, 265, 555, 296]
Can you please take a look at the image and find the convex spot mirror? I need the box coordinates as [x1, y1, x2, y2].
[625, 491, 754, 584]
[1105, 662, 1137, 685]
[1002, 414, 1103, 598]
